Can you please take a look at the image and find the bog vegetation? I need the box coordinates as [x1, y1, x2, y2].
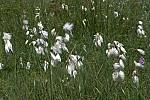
[0, 0, 150, 99]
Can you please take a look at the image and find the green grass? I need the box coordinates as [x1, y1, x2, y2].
[0, 0, 150, 99]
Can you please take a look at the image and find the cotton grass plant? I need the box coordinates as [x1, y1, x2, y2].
[0, 0, 150, 99]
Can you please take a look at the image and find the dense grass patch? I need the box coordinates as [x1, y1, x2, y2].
[0, 0, 150, 99]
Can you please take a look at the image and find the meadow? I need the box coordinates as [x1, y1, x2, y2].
[0, 0, 150, 99]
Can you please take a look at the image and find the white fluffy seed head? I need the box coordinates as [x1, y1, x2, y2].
[119, 54, 126, 61]
[134, 61, 144, 68]
[23, 20, 29, 25]
[62, 3, 68, 10]
[51, 28, 56, 36]
[3, 32, 12, 40]
[26, 62, 31, 69]
[38, 21, 44, 30]
[132, 70, 137, 75]
[112, 71, 125, 81]
[25, 40, 29, 45]
[106, 47, 119, 58]
[119, 59, 125, 69]
[114, 11, 119, 17]
[0, 63, 4, 70]
[112, 71, 119, 81]
[55, 36, 63, 42]
[118, 71, 125, 81]
[93, 33, 103, 47]
[44, 60, 49, 71]
[4, 40, 13, 53]
[41, 30, 48, 39]
[137, 49, 145, 55]
[113, 41, 118, 46]
[73, 70, 77, 78]
[107, 43, 112, 49]
[64, 33, 70, 42]
[113, 63, 120, 70]
[120, 46, 127, 54]
[137, 25, 143, 30]
[132, 75, 139, 86]
[81, 6, 87, 11]
[138, 21, 143, 25]
[111, 47, 119, 57]
[63, 23, 74, 31]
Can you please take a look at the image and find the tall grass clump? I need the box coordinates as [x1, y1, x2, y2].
[0, 0, 150, 99]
